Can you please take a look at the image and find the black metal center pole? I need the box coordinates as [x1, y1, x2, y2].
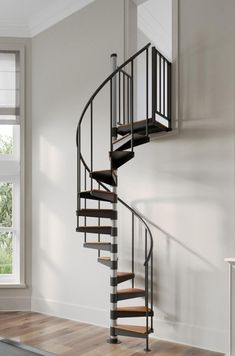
[108, 170, 120, 344]
[108, 53, 120, 344]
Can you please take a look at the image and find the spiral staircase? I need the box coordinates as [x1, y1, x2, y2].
[76, 43, 172, 351]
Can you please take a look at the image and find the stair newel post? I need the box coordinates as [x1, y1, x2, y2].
[108, 53, 120, 344]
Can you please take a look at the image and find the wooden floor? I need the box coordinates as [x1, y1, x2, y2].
[0, 312, 224, 356]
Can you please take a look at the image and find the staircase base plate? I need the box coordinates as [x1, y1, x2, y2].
[107, 338, 121, 344]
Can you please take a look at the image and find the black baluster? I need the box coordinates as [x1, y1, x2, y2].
[98, 183, 101, 258]
[84, 167, 87, 243]
[77, 127, 81, 229]
[163, 59, 165, 117]
[110, 79, 113, 156]
[168, 62, 172, 129]
[145, 229, 149, 351]
[118, 71, 121, 124]
[90, 102, 93, 190]
[123, 73, 126, 124]
[151, 47, 157, 122]
[159, 54, 162, 115]
[146, 47, 149, 135]
[130, 61, 134, 152]
[132, 212, 135, 288]
[151, 250, 153, 332]
[127, 76, 130, 125]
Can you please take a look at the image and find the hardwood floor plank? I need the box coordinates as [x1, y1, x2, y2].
[0, 312, 224, 356]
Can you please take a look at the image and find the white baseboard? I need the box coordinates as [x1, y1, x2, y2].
[31, 296, 227, 354]
[155, 318, 227, 354]
[31, 296, 109, 328]
[0, 296, 31, 311]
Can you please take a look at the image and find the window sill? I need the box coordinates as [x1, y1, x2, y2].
[0, 283, 27, 289]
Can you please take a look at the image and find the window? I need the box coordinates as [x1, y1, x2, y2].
[0, 46, 25, 285]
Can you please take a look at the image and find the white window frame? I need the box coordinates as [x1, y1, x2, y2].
[0, 44, 25, 288]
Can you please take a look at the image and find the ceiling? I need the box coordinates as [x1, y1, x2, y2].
[0, 0, 94, 37]
[0, 0, 172, 54]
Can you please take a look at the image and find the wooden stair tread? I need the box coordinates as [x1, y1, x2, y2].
[84, 242, 112, 252]
[117, 272, 134, 277]
[90, 189, 113, 196]
[80, 190, 117, 203]
[90, 170, 117, 186]
[80, 208, 114, 212]
[113, 133, 147, 144]
[113, 133, 130, 144]
[91, 169, 113, 174]
[114, 305, 153, 317]
[115, 324, 151, 335]
[79, 225, 112, 228]
[78, 209, 117, 219]
[85, 242, 111, 245]
[80, 190, 115, 197]
[116, 272, 135, 284]
[118, 288, 145, 294]
[98, 257, 110, 261]
[111, 151, 134, 159]
[113, 133, 149, 151]
[118, 119, 151, 130]
[110, 150, 134, 169]
[117, 118, 169, 136]
[77, 225, 113, 235]
[117, 306, 152, 313]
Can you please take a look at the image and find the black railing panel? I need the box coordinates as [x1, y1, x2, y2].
[152, 47, 172, 129]
[117, 68, 131, 126]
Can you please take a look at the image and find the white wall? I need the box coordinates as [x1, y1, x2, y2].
[138, 0, 172, 60]
[29, 0, 235, 353]
[31, 0, 125, 325]
[119, 0, 234, 352]
[136, 0, 172, 123]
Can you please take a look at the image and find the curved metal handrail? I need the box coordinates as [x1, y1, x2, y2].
[80, 155, 153, 266]
[77, 43, 153, 266]
[76, 43, 151, 145]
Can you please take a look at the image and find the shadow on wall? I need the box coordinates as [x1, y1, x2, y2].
[120, 199, 218, 325]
